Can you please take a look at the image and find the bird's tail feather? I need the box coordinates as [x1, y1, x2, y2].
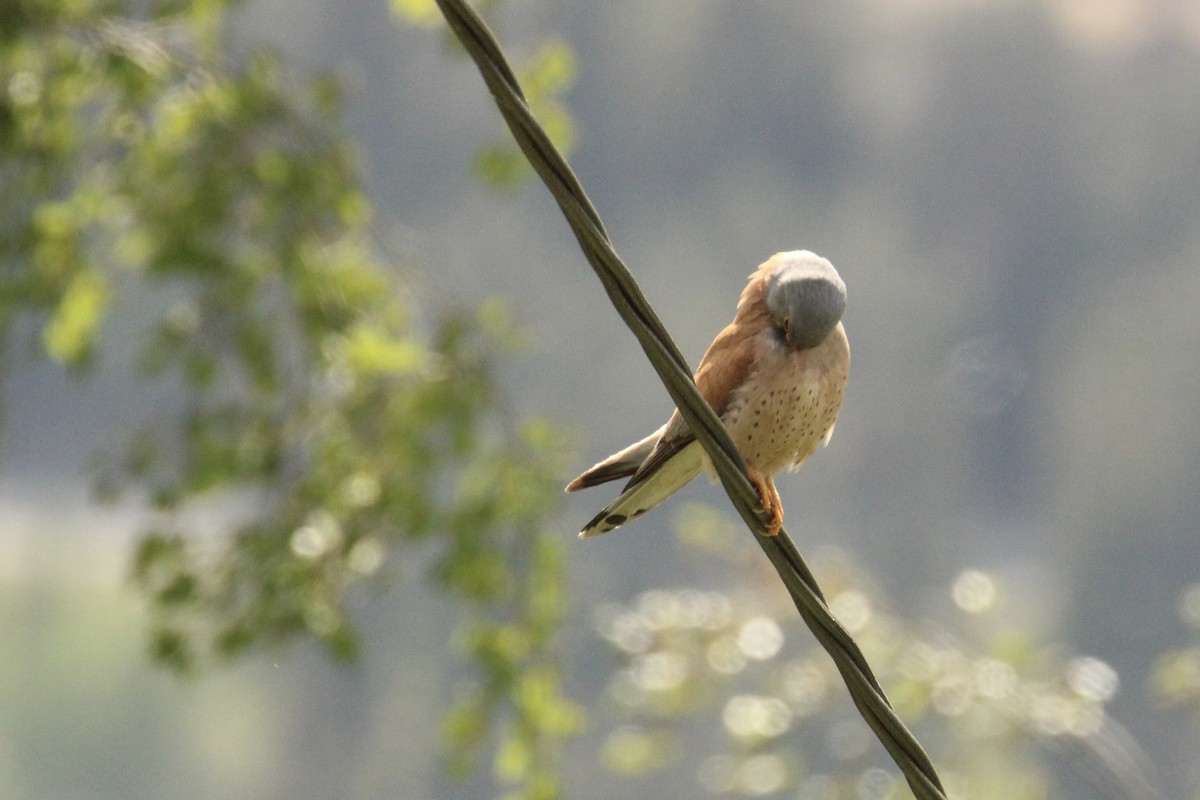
[565, 425, 665, 492]
[579, 441, 703, 537]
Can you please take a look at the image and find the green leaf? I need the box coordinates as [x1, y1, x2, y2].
[494, 731, 532, 782]
[521, 40, 576, 98]
[43, 268, 111, 365]
[473, 143, 532, 189]
[345, 325, 427, 375]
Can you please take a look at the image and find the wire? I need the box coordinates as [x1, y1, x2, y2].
[431, 1, 949, 797]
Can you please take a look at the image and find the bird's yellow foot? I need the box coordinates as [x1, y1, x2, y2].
[747, 465, 783, 536]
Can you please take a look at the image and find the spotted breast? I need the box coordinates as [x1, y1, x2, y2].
[715, 320, 850, 478]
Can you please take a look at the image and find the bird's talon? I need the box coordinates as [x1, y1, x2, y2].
[747, 465, 784, 536]
[760, 506, 783, 536]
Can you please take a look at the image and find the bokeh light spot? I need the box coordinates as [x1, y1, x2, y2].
[346, 536, 385, 575]
[736, 753, 788, 796]
[1065, 656, 1119, 701]
[302, 601, 339, 636]
[1031, 694, 1073, 736]
[931, 674, 973, 716]
[8, 71, 41, 105]
[342, 471, 381, 507]
[631, 651, 689, 692]
[707, 635, 748, 675]
[722, 695, 792, 739]
[637, 590, 683, 630]
[973, 658, 1018, 700]
[951, 569, 996, 614]
[289, 510, 342, 559]
[596, 605, 655, 654]
[830, 590, 872, 633]
[737, 616, 784, 660]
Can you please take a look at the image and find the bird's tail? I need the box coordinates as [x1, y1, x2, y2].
[578, 441, 703, 537]
[565, 425, 666, 492]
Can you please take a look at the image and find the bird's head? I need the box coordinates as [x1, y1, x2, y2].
[764, 251, 846, 350]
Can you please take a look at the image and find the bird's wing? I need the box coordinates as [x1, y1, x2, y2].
[566, 310, 762, 497]
[578, 441, 703, 537]
[624, 309, 766, 488]
[573, 267, 774, 537]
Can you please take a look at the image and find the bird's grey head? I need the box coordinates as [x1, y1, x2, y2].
[764, 251, 846, 350]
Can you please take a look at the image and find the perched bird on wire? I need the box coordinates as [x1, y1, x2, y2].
[566, 250, 850, 538]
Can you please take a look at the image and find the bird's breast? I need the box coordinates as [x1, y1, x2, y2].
[718, 326, 849, 477]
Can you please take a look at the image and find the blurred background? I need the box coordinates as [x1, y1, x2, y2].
[4, 0, 1200, 798]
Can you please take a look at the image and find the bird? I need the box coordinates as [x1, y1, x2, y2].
[566, 250, 850, 539]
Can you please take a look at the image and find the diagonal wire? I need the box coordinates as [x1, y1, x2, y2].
[430, 1, 948, 797]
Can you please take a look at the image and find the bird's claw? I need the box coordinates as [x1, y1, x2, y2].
[747, 465, 783, 536]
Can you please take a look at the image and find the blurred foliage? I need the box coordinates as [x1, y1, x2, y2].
[392, 0, 447, 28]
[1, 1, 577, 797]
[393, 0, 576, 189]
[592, 504, 1158, 800]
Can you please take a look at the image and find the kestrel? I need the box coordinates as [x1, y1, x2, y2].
[566, 250, 850, 538]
